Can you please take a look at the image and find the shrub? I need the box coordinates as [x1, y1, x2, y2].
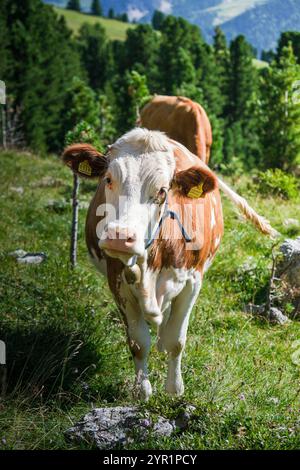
[65, 121, 103, 151]
[254, 169, 299, 200]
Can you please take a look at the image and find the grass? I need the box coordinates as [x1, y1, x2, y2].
[54, 6, 135, 40]
[0, 149, 299, 450]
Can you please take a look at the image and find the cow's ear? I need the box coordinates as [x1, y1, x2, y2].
[62, 143, 108, 179]
[172, 165, 217, 198]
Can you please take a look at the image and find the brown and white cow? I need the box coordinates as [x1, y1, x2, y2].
[139, 95, 212, 164]
[63, 127, 275, 400]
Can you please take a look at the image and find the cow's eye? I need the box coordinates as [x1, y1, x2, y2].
[104, 176, 112, 186]
[154, 188, 167, 204]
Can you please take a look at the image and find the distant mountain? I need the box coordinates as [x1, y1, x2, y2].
[44, 0, 300, 54]
[221, 0, 300, 53]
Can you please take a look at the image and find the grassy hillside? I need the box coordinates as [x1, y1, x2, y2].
[54, 6, 134, 40]
[0, 149, 299, 450]
[54, 6, 266, 69]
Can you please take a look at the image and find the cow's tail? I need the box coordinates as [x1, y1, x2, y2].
[217, 178, 279, 238]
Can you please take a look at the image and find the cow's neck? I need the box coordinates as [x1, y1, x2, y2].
[123, 256, 162, 326]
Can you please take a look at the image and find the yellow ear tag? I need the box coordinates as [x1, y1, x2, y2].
[78, 160, 92, 176]
[187, 182, 204, 198]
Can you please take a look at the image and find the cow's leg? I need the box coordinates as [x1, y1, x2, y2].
[121, 300, 152, 401]
[158, 273, 202, 395]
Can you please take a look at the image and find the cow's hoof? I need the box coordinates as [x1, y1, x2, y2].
[165, 380, 184, 396]
[138, 379, 152, 401]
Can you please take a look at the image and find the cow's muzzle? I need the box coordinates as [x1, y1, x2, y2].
[99, 224, 144, 257]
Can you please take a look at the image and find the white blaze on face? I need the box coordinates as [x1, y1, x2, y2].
[100, 129, 176, 260]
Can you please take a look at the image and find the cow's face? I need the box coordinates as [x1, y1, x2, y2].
[63, 128, 217, 265]
[99, 142, 175, 263]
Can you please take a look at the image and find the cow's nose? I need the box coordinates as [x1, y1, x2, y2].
[102, 225, 138, 253]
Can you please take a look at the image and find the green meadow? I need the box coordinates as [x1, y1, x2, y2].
[0, 149, 299, 450]
[54, 6, 134, 40]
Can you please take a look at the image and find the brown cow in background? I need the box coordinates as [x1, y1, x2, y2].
[140, 95, 212, 164]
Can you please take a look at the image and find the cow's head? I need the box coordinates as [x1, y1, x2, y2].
[63, 128, 217, 265]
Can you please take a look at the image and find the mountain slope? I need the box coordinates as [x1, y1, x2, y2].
[53, 6, 134, 39]
[221, 0, 300, 52]
[44, 1, 300, 53]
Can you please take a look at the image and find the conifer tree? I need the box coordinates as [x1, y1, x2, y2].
[152, 10, 165, 30]
[113, 71, 150, 134]
[259, 44, 300, 169]
[223, 35, 260, 167]
[123, 25, 160, 91]
[228, 35, 257, 122]
[196, 43, 224, 117]
[63, 76, 100, 133]
[67, 0, 81, 12]
[91, 0, 102, 16]
[77, 23, 114, 91]
[277, 32, 300, 63]
[158, 16, 198, 94]
[108, 8, 114, 19]
[4, 0, 82, 151]
[0, 0, 9, 77]
[213, 27, 230, 114]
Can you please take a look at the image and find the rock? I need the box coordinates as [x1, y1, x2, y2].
[175, 404, 196, 430]
[152, 417, 175, 437]
[175, 411, 191, 430]
[244, 304, 290, 324]
[9, 186, 24, 195]
[9, 249, 27, 258]
[283, 218, 299, 228]
[275, 237, 300, 318]
[246, 238, 300, 322]
[65, 406, 176, 449]
[268, 307, 290, 325]
[16, 253, 47, 264]
[277, 237, 300, 287]
[9, 250, 47, 265]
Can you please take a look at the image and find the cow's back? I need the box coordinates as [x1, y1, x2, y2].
[140, 95, 212, 164]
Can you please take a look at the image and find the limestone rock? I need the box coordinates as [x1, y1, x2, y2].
[244, 304, 290, 324]
[65, 406, 176, 450]
[277, 237, 300, 287]
[9, 250, 47, 265]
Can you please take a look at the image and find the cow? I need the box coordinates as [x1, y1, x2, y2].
[63, 125, 275, 401]
[139, 95, 212, 164]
